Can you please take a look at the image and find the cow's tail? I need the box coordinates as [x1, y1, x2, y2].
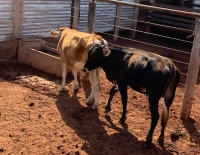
[161, 64, 180, 128]
[96, 67, 101, 90]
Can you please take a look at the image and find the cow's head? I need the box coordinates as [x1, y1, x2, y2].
[82, 41, 111, 72]
[50, 26, 69, 38]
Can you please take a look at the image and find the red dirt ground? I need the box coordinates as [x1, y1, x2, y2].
[0, 35, 199, 155]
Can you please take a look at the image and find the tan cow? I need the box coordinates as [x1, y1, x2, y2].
[50, 27, 107, 109]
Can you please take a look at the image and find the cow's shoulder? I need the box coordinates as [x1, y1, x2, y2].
[76, 33, 103, 49]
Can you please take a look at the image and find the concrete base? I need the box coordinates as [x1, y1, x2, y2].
[18, 39, 61, 77]
[0, 39, 18, 59]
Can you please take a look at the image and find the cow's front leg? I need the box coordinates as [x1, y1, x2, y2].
[72, 70, 79, 90]
[92, 68, 100, 109]
[105, 82, 118, 112]
[86, 69, 100, 109]
[60, 62, 68, 91]
[118, 83, 127, 122]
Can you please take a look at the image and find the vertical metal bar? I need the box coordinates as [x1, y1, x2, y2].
[13, 0, 23, 38]
[87, 0, 97, 33]
[130, 0, 140, 39]
[72, 0, 80, 30]
[113, 0, 121, 41]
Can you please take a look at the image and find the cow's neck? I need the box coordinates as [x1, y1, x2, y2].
[101, 49, 126, 82]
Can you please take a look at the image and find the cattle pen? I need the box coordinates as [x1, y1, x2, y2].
[0, 0, 200, 154]
[1, 0, 199, 118]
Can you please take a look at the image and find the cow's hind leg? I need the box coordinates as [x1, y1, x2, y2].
[158, 91, 176, 146]
[105, 82, 118, 112]
[145, 95, 160, 149]
[158, 71, 180, 146]
[72, 70, 79, 91]
[60, 62, 67, 91]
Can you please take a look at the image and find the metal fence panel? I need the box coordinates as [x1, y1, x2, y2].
[193, 0, 200, 10]
[78, 0, 136, 33]
[0, 0, 14, 41]
[22, 0, 72, 37]
[0, 0, 138, 40]
[120, 0, 136, 30]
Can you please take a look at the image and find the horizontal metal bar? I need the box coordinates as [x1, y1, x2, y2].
[97, 0, 200, 18]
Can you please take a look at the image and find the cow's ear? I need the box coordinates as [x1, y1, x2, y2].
[50, 30, 60, 38]
[103, 48, 111, 57]
[101, 44, 106, 49]
[59, 27, 66, 31]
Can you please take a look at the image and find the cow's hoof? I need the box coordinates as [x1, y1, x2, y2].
[104, 105, 111, 112]
[158, 137, 164, 146]
[105, 105, 110, 109]
[119, 117, 126, 123]
[74, 85, 79, 91]
[59, 86, 69, 92]
[119, 114, 127, 123]
[86, 98, 93, 104]
[74, 88, 79, 91]
[144, 140, 152, 149]
[91, 104, 98, 110]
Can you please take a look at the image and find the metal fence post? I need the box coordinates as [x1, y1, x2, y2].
[130, 0, 140, 38]
[113, 0, 121, 41]
[13, 0, 23, 38]
[72, 0, 80, 30]
[181, 18, 200, 120]
[87, 0, 96, 33]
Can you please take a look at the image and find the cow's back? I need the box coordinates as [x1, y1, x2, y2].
[125, 49, 178, 95]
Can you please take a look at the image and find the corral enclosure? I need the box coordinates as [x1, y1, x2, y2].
[0, 0, 200, 154]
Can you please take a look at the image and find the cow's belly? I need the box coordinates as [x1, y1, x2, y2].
[128, 81, 147, 94]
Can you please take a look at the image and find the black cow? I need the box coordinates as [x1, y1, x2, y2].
[82, 42, 180, 148]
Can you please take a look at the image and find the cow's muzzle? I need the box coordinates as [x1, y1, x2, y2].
[82, 67, 89, 73]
